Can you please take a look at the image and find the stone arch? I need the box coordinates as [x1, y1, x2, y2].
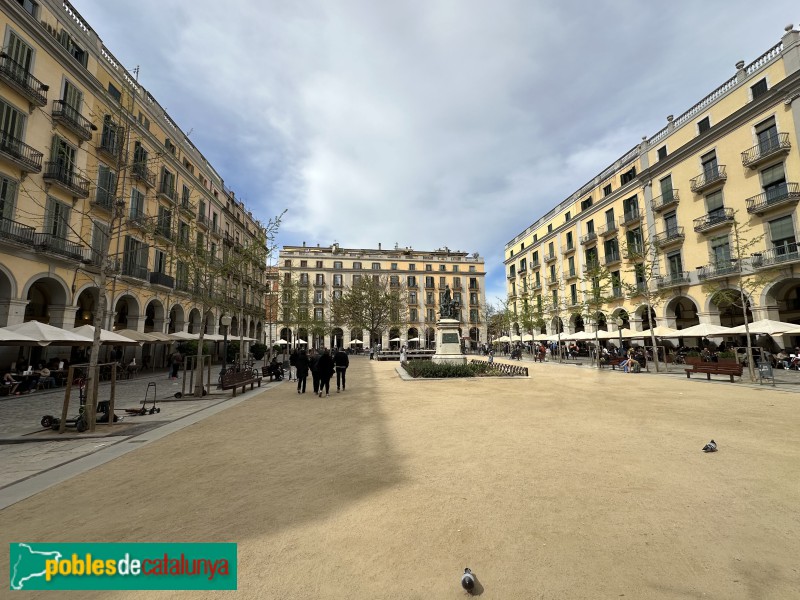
[73, 287, 100, 327]
[611, 308, 630, 330]
[230, 315, 239, 337]
[187, 308, 203, 334]
[0, 263, 18, 299]
[407, 327, 419, 340]
[424, 326, 435, 347]
[23, 274, 71, 326]
[113, 294, 141, 331]
[569, 313, 585, 332]
[279, 327, 293, 343]
[634, 305, 657, 330]
[143, 298, 166, 333]
[248, 320, 256, 339]
[664, 295, 701, 330]
[255, 321, 263, 342]
[550, 316, 564, 333]
[707, 288, 753, 327]
[168, 304, 185, 333]
[512, 322, 520, 335]
[762, 277, 800, 323]
[594, 311, 608, 331]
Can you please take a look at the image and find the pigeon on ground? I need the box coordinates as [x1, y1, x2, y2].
[702, 440, 718, 452]
[461, 567, 475, 592]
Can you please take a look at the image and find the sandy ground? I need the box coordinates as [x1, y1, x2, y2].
[1, 358, 799, 599]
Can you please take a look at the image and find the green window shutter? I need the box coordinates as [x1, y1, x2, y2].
[761, 163, 786, 187]
[769, 216, 794, 241]
[0, 177, 17, 219]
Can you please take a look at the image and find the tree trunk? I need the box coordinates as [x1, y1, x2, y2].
[85, 270, 108, 432]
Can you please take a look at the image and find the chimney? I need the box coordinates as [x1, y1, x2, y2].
[378, 243, 382, 250]
[302, 241, 306, 247]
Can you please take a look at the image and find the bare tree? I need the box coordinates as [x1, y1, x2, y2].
[578, 257, 617, 368]
[334, 276, 407, 345]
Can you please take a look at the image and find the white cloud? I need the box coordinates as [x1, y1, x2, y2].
[76, 0, 798, 303]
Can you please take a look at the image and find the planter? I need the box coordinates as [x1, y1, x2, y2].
[717, 357, 738, 364]
[685, 356, 702, 365]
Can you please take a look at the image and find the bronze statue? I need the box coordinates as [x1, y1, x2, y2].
[440, 284, 458, 319]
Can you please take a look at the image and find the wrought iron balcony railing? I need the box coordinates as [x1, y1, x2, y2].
[653, 226, 685, 248]
[745, 183, 800, 215]
[753, 243, 800, 268]
[651, 189, 679, 213]
[0, 217, 35, 244]
[0, 131, 43, 172]
[122, 262, 149, 280]
[741, 133, 791, 168]
[697, 260, 738, 281]
[690, 165, 727, 193]
[619, 208, 641, 227]
[131, 162, 155, 187]
[33, 233, 85, 261]
[157, 184, 177, 203]
[43, 161, 90, 197]
[0, 53, 48, 106]
[604, 251, 621, 266]
[52, 99, 94, 141]
[149, 271, 175, 288]
[656, 271, 690, 288]
[580, 232, 597, 245]
[543, 252, 556, 262]
[597, 221, 618, 237]
[693, 207, 734, 233]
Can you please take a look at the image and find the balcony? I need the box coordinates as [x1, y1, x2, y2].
[693, 208, 734, 234]
[90, 193, 116, 214]
[51, 100, 95, 141]
[604, 251, 621, 266]
[128, 211, 148, 229]
[656, 271, 690, 289]
[517, 265, 527, 275]
[97, 131, 122, 163]
[610, 287, 623, 299]
[0, 131, 43, 173]
[507, 271, 516, 280]
[623, 244, 645, 260]
[545, 277, 559, 287]
[697, 260, 738, 281]
[197, 214, 209, 229]
[580, 232, 597, 246]
[632, 282, 648, 296]
[753, 243, 800, 269]
[0, 217, 35, 245]
[155, 225, 173, 242]
[619, 209, 642, 228]
[582, 261, 600, 274]
[0, 53, 48, 107]
[690, 165, 727, 194]
[314, 279, 326, 287]
[33, 233, 85, 261]
[175, 279, 190, 293]
[565, 268, 578, 280]
[597, 221, 618, 238]
[210, 223, 221, 237]
[745, 183, 800, 216]
[531, 281, 542, 291]
[42, 162, 90, 198]
[131, 162, 155, 188]
[149, 271, 175, 289]
[530, 260, 540, 269]
[543, 252, 557, 263]
[741, 133, 791, 169]
[651, 189, 680, 213]
[157, 185, 177, 203]
[653, 226, 685, 249]
[179, 199, 195, 217]
[223, 232, 234, 246]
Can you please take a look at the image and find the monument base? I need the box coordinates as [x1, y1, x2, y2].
[432, 318, 467, 365]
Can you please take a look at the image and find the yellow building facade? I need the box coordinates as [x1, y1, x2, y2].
[279, 243, 487, 349]
[505, 25, 800, 342]
[0, 0, 269, 365]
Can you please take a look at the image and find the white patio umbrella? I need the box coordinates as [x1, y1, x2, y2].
[407, 337, 420, 342]
[595, 329, 622, 340]
[70, 325, 141, 345]
[275, 339, 288, 345]
[349, 339, 363, 345]
[521, 333, 534, 342]
[169, 331, 200, 341]
[495, 335, 511, 343]
[390, 337, 402, 342]
[627, 325, 683, 339]
[2, 321, 93, 344]
[0, 328, 45, 345]
[727, 318, 800, 335]
[534, 333, 550, 342]
[297, 339, 308, 345]
[673, 323, 732, 338]
[201, 333, 226, 342]
[116, 329, 159, 343]
[146, 331, 175, 342]
[510, 335, 521, 342]
[779, 325, 800, 336]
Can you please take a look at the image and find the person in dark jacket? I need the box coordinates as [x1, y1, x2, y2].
[316, 348, 335, 397]
[294, 349, 309, 393]
[333, 347, 350, 392]
[309, 348, 320, 395]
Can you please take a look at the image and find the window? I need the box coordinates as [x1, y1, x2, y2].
[153, 249, 166, 274]
[604, 238, 619, 260]
[107, 82, 121, 102]
[552, 290, 558, 305]
[620, 167, 636, 185]
[585, 247, 598, 267]
[548, 241, 554, 256]
[316, 260, 323, 268]
[667, 251, 683, 276]
[178, 221, 189, 245]
[426, 292, 434, 304]
[352, 274, 362, 284]
[586, 220, 595, 234]
[332, 290, 342, 300]
[469, 277, 478, 290]
[470, 292, 478, 304]
[160, 167, 175, 196]
[427, 308, 436, 321]
[298, 273, 309, 285]
[425, 264, 432, 271]
[755, 117, 779, 155]
[567, 256, 575, 276]
[705, 190, 725, 218]
[453, 265, 459, 272]
[439, 276, 446, 287]
[129, 188, 144, 219]
[470, 309, 478, 323]
[453, 276, 461, 289]
[90, 221, 109, 265]
[581, 197, 593, 210]
[315, 274, 324, 285]
[570, 284, 577, 305]
[534, 272, 540, 286]
[626, 228, 643, 254]
[372, 262, 380, 270]
[333, 274, 342, 286]
[701, 151, 719, 179]
[407, 275, 417, 287]
[751, 78, 768, 100]
[315, 290, 324, 303]
[769, 215, 795, 250]
[761, 163, 787, 201]
[623, 195, 638, 220]
[603, 184, 612, 196]
[410, 308, 418, 321]
[164, 138, 176, 155]
[45, 197, 70, 239]
[518, 259, 526, 272]
[314, 308, 323, 321]
[390, 275, 400, 287]
[532, 251, 539, 264]
[352, 261, 361, 269]
[697, 116, 711, 134]
[657, 145, 667, 161]
[549, 264, 556, 280]
[565, 211, 571, 222]
[95, 165, 116, 208]
[333, 260, 342, 269]
[547, 224, 553, 233]
[15, 0, 38, 17]
[180, 184, 190, 206]
[664, 211, 678, 235]
[409, 291, 417, 303]
[57, 29, 88, 67]
[710, 235, 731, 266]
[469, 265, 476, 272]
[51, 135, 75, 174]
[439, 264, 446, 271]
[425, 276, 434, 288]
[0, 175, 18, 220]
[390, 262, 398, 270]
[409, 264, 416, 271]
[611, 271, 622, 297]
[454, 292, 461, 303]
[284, 259, 292, 268]
[659, 175, 674, 201]
[605, 208, 615, 226]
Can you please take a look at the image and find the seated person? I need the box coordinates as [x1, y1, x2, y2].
[268, 357, 283, 379]
[775, 349, 789, 369]
[37, 365, 56, 389]
[3, 372, 21, 394]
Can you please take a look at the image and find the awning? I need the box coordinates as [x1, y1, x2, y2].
[2, 321, 92, 344]
[70, 325, 141, 345]
[116, 329, 160, 343]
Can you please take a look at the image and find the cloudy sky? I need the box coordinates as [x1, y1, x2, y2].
[75, 0, 797, 303]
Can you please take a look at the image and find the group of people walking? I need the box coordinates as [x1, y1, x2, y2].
[288, 347, 350, 397]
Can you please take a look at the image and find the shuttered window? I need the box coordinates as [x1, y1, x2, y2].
[769, 215, 795, 247]
[0, 176, 18, 219]
[45, 197, 70, 238]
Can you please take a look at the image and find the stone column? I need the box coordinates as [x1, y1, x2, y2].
[48, 304, 79, 329]
[0, 299, 29, 327]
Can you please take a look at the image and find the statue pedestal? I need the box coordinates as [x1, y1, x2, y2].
[432, 318, 466, 365]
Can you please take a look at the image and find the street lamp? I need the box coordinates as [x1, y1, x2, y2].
[219, 313, 232, 384]
[615, 316, 624, 356]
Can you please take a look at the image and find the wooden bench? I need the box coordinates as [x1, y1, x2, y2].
[221, 369, 262, 396]
[600, 357, 624, 369]
[261, 366, 283, 381]
[686, 362, 743, 382]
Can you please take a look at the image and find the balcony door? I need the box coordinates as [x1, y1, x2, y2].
[756, 119, 779, 154]
[701, 152, 718, 180]
[6, 31, 32, 74]
[0, 99, 24, 142]
[0, 174, 18, 221]
[659, 175, 673, 201]
[710, 235, 731, 267]
[769, 215, 796, 257]
[667, 252, 682, 278]
[664, 211, 678, 236]
[50, 136, 75, 176]
[761, 163, 787, 203]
